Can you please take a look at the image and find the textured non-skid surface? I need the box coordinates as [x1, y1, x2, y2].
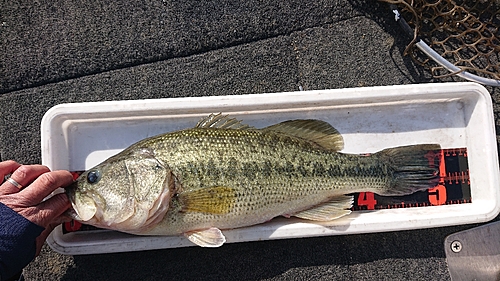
[1, 0, 363, 94]
[24, 227, 458, 281]
[1, 0, 499, 280]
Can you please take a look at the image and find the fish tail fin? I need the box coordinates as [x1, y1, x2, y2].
[375, 144, 441, 196]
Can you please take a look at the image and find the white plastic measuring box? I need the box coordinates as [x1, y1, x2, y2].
[42, 82, 500, 255]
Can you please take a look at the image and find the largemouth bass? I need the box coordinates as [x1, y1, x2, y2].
[66, 114, 440, 247]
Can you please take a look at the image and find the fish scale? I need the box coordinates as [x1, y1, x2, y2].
[136, 128, 399, 235]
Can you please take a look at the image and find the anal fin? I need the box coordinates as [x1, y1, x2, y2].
[293, 195, 354, 221]
[185, 227, 226, 247]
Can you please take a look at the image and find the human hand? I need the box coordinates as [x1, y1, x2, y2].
[0, 160, 74, 255]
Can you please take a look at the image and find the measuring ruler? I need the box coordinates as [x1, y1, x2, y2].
[63, 147, 471, 233]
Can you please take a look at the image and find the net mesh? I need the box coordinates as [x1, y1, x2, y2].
[379, 0, 500, 81]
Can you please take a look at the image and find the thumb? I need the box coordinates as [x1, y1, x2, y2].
[34, 193, 71, 227]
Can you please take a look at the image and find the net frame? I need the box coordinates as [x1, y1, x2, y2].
[380, 0, 500, 86]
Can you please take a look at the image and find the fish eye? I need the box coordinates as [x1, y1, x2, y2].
[87, 170, 101, 184]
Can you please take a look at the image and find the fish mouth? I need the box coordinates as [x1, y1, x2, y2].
[64, 181, 104, 223]
[64, 182, 79, 220]
[65, 182, 77, 201]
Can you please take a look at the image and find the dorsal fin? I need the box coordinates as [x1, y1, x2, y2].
[263, 120, 344, 151]
[196, 113, 254, 130]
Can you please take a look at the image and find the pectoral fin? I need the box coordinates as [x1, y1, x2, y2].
[185, 227, 226, 247]
[293, 195, 354, 221]
[179, 186, 236, 214]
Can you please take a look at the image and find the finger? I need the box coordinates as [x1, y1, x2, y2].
[0, 160, 22, 195]
[15, 193, 71, 227]
[0, 160, 21, 179]
[20, 170, 74, 205]
[33, 193, 71, 226]
[0, 165, 50, 195]
[53, 213, 73, 224]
